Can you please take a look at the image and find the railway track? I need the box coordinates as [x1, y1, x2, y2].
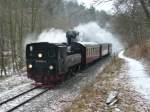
[0, 87, 48, 112]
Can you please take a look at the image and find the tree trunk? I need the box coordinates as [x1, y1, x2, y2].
[139, 0, 150, 20]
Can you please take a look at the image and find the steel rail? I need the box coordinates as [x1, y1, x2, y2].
[0, 87, 37, 106]
[6, 89, 48, 112]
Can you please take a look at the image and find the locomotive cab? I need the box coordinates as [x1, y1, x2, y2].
[26, 42, 67, 83]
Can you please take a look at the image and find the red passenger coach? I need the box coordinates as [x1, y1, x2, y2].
[100, 43, 112, 57]
[72, 42, 112, 68]
[79, 42, 100, 64]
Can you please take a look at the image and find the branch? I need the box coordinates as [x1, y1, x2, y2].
[139, 0, 150, 20]
[92, 0, 113, 5]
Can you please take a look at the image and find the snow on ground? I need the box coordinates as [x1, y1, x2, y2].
[0, 72, 34, 108]
[119, 50, 150, 102]
[0, 88, 44, 112]
[0, 73, 33, 93]
[13, 57, 110, 112]
[63, 53, 150, 112]
[0, 56, 110, 112]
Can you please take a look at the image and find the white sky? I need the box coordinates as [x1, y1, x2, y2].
[65, 0, 114, 13]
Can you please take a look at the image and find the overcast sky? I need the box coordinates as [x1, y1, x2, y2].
[65, 0, 114, 13]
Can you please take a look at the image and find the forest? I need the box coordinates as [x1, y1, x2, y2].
[0, 0, 150, 76]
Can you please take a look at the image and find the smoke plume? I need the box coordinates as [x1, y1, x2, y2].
[25, 22, 123, 53]
[74, 22, 123, 52]
[37, 28, 67, 43]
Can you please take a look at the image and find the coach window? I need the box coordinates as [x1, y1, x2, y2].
[90, 48, 92, 56]
[92, 48, 94, 55]
[93, 48, 95, 55]
[90, 48, 91, 56]
[96, 48, 98, 54]
[96, 48, 97, 54]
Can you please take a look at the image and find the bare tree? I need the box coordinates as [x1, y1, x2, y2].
[139, 0, 150, 20]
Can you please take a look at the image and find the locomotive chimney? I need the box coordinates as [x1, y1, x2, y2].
[66, 30, 79, 45]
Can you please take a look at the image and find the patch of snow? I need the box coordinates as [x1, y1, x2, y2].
[14, 57, 110, 112]
[106, 91, 118, 105]
[0, 74, 32, 93]
[0, 88, 44, 112]
[0, 57, 110, 112]
[0, 83, 31, 98]
[119, 51, 150, 101]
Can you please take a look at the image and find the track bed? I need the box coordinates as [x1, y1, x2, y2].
[0, 87, 48, 112]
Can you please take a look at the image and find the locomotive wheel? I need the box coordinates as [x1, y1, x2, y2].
[64, 69, 73, 80]
[76, 65, 81, 72]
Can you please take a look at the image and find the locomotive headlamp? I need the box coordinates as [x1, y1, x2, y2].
[38, 53, 43, 58]
[49, 65, 54, 70]
[28, 64, 32, 69]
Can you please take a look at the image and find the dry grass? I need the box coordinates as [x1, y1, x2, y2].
[64, 56, 123, 112]
[64, 54, 150, 112]
[126, 42, 150, 60]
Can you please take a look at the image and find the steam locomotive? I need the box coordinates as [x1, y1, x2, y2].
[26, 31, 112, 86]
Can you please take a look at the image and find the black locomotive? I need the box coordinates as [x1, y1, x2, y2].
[26, 30, 112, 85]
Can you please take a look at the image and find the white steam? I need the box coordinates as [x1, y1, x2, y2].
[25, 22, 123, 53]
[74, 22, 123, 52]
[24, 33, 37, 46]
[37, 28, 67, 43]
